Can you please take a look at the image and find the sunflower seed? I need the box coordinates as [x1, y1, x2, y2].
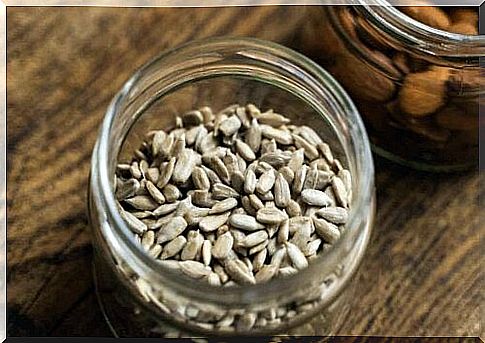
[332, 176, 348, 208]
[172, 149, 196, 184]
[246, 118, 262, 153]
[185, 125, 202, 146]
[213, 183, 239, 200]
[286, 200, 302, 218]
[160, 135, 174, 159]
[286, 242, 308, 270]
[316, 171, 333, 190]
[214, 264, 229, 284]
[202, 240, 212, 266]
[293, 134, 319, 161]
[316, 207, 349, 224]
[146, 168, 160, 184]
[255, 264, 278, 283]
[116, 178, 140, 200]
[224, 259, 256, 285]
[230, 171, 245, 193]
[179, 261, 211, 279]
[233, 140, 255, 162]
[212, 232, 234, 259]
[197, 132, 218, 154]
[313, 217, 340, 244]
[156, 217, 188, 244]
[209, 198, 238, 214]
[317, 142, 334, 164]
[288, 149, 305, 173]
[261, 125, 293, 145]
[120, 209, 148, 234]
[303, 166, 319, 190]
[274, 173, 291, 208]
[207, 272, 221, 286]
[257, 110, 290, 127]
[256, 169, 276, 194]
[199, 212, 230, 232]
[141, 230, 155, 250]
[229, 214, 265, 231]
[249, 194, 264, 211]
[181, 230, 204, 261]
[243, 168, 257, 194]
[278, 166, 294, 184]
[157, 157, 176, 189]
[192, 167, 210, 190]
[161, 236, 187, 259]
[248, 240, 269, 255]
[162, 184, 181, 203]
[146, 181, 166, 204]
[207, 157, 230, 184]
[277, 219, 289, 244]
[151, 131, 167, 157]
[303, 238, 322, 256]
[300, 189, 332, 207]
[310, 158, 332, 172]
[191, 190, 216, 208]
[170, 133, 186, 159]
[292, 165, 307, 195]
[252, 248, 267, 272]
[259, 152, 289, 169]
[259, 138, 275, 154]
[139, 160, 149, 177]
[242, 230, 269, 248]
[270, 246, 287, 267]
[256, 207, 288, 224]
[219, 115, 241, 137]
[241, 196, 257, 216]
[125, 195, 159, 211]
[338, 169, 352, 192]
[298, 126, 323, 145]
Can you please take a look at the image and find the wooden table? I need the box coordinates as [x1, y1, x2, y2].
[7, 7, 482, 337]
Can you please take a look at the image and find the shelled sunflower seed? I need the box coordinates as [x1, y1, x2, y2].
[115, 103, 352, 289]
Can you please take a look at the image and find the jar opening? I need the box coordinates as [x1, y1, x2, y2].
[91, 37, 374, 306]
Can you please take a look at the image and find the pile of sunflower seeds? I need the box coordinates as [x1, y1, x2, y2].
[115, 103, 352, 287]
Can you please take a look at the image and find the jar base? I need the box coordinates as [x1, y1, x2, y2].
[371, 144, 477, 173]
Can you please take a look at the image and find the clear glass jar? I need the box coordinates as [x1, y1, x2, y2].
[88, 37, 375, 337]
[300, 3, 484, 172]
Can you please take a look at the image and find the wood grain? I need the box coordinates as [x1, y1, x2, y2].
[6, 7, 482, 337]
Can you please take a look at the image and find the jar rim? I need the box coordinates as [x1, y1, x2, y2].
[92, 37, 375, 306]
[354, 0, 484, 59]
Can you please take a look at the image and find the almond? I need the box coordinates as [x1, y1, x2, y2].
[401, 6, 451, 31]
[398, 67, 450, 117]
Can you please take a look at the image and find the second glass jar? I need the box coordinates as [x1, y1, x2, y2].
[300, 2, 483, 172]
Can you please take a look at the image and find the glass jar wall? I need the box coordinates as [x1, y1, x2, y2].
[88, 37, 375, 337]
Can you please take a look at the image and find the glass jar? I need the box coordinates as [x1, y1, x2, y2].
[300, 2, 484, 172]
[88, 37, 375, 337]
